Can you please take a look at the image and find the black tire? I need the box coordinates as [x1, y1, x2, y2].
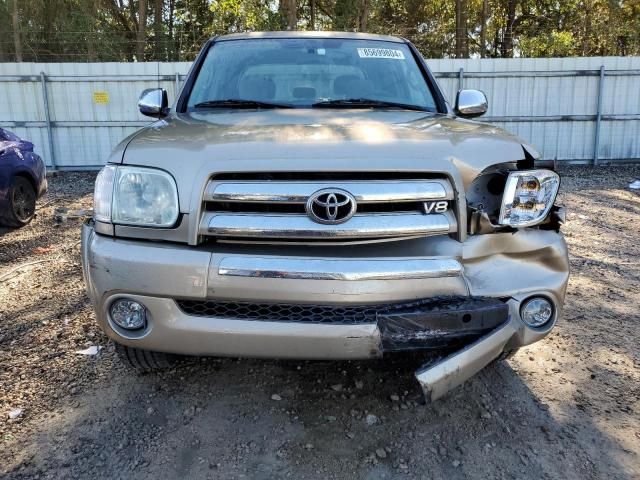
[114, 342, 182, 372]
[1, 176, 37, 228]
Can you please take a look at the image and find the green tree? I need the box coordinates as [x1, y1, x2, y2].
[209, 0, 280, 34]
[0, 0, 638, 61]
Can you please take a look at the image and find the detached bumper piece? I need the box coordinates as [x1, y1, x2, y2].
[415, 320, 518, 403]
[378, 297, 509, 351]
[376, 297, 514, 403]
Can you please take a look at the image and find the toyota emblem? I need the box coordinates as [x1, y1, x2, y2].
[305, 188, 357, 224]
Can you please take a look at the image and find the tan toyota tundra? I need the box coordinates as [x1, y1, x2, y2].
[81, 32, 569, 401]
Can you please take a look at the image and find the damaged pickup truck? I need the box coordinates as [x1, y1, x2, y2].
[81, 32, 569, 402]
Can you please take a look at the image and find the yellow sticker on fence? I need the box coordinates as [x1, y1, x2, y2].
[93, 91, 110, 104]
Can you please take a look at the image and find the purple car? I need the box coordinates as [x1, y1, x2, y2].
[0, 128, 47, 227]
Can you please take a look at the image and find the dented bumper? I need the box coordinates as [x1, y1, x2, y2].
[81, 221, 568, 399]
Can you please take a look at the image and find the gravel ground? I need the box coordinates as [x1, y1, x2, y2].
[1, 166, 639, 479]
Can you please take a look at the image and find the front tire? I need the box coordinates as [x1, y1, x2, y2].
[2, 176, 37, 227]
[114, 342, 182, 372]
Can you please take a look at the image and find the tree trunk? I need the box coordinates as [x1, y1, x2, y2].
[502, 0, 517, 57]
[0, 23, 5, 62]
[310, 0, 315, 30]
[461, 0, 468, 57]
[0, 2, 7, 61]
[455, 0, 467, 58]
[42, 1, 55, 61]
[136, 0, 148, 60]
[85, 0, 101, 61]
[288, 0, 298, 30]
[455, 0, 461, 58]
[168, 0, 176, 60]
[280, 0, 297, 30]
[480, 0, 488, 58]
[12, 0, 22, 62]
[358, 0, 370, 32]
[154, 0, 164, 60]
[581, 4, 591, 56]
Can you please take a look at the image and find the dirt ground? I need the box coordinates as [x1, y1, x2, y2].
[1, 166, 639, 479]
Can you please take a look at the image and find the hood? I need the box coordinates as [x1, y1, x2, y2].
[119, 110, 534, 211]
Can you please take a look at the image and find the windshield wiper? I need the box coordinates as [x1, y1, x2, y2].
[312, 98, 431, 112]
[194, 99, 294, 109]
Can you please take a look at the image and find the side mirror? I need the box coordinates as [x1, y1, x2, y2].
[454, 89, 488, 118]
[138, 88, 169, 118]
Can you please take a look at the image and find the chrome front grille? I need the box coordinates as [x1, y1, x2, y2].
[199, 175, 457, 242]
[206, 180, 450, 203]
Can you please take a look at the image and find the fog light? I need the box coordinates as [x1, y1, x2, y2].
[110, 299, 146, 330]
[520, 297, 554, 328]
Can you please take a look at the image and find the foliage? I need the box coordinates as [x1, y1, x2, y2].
[0, 0, 638, 62]
[208, 0, 281, 34]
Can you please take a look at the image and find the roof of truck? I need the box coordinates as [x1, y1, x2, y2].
[214, 31, 407, 44]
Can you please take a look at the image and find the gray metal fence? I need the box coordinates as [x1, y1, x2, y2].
[1, 57, 639, 169]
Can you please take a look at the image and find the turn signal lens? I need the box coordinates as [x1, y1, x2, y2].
[94, 164, 116, 223]
[499, 170, 559, 227]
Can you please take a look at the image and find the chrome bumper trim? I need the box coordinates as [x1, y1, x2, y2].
[200, 212, 456, 239]
[218, 256, 463, 281]
[205, 180, 453, 203]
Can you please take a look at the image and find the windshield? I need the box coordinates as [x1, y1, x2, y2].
[186, 38, 436, 111]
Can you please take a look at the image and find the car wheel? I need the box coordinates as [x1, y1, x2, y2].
[114, 342, 182, 372]
[2, 176, 37, 227]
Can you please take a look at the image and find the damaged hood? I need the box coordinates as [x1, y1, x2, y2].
[119, 110, 533, 209]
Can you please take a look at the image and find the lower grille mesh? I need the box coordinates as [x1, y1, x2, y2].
[175, 297, 504, 325]
[177, 300, 379, 324]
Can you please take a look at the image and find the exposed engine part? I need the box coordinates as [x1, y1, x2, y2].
[468, 209, 510, 235]
[539, 206, 566, 232]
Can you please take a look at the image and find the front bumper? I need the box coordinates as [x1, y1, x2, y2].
[81, 222, 569, 399]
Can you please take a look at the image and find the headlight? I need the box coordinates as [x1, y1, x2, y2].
[93, 165, 179, 227]
[498, 170, 559, 227]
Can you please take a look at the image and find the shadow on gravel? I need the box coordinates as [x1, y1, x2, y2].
[6, 350, 633, 480]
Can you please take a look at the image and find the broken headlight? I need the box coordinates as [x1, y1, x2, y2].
[94, 164, 179, 227]
[498, 170, 559, 227]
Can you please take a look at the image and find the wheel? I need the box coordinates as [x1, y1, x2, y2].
[2, 176, 36, 227]
[114, 342, 182, 372]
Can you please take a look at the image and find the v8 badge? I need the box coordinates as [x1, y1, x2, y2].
[423, 201, 449, 214]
